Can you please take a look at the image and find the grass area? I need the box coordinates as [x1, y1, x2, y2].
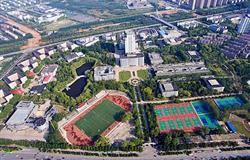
[75, 99, 125, 140]
[119, 71, 131, 82]
[0, 95, 22, 122]
[137, 69, 149, 80]
[231, 120, 250, 138]
[34, 64, 44, 74]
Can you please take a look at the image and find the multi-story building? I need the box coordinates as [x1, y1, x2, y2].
[120, 54, 144, 67]
[125, 30, 137, 54]
[238, 14, 250, 34]
[148, 53, 163, 65]
[94, 66, 115, 81]
[189, 0, 244, 10]
[158, 80, 178, 98]
[153, 62, 209, 76]
[203, 77, 225, 92]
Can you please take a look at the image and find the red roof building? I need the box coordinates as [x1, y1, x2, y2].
[11, 88, 25, 95]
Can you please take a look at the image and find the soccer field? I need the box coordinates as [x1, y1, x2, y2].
[75, 99, 125, 140]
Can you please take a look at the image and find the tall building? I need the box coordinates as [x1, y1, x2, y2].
[125, 30, 137, 54]
[238, 14, 250, 34]
[189, 0, 244, 10]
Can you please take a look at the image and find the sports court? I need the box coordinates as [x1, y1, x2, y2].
[214, 96, 245, 110]
[154, 102, 203, 133]
[75, 99, 125, 140]
[191, 101, 219, 129]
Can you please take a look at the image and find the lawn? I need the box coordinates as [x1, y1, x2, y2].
[75, 99, 125, 140]
[119, 71, 131, 82]
[231, 120, 250, 138]
[137, 69, 148, 80]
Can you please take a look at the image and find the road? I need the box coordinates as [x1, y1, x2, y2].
[137, 92, 241, 104]
[1, 7, 248, 80]
[1, 7, 248, 58]
[0, 148, 249, 160]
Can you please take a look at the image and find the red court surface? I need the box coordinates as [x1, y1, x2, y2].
[154, 102, 202, 133]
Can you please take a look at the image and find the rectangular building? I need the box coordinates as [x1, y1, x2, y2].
[94, 66, 115, 81]
[153, 62, 209, 76]
[158, 80, 178, 98]
[120, 54, 144, 67]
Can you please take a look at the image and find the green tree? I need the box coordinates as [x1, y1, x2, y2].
[122, 112, 133, 122]
[96, 137, 110, 147]
[144, 87, 152, 96]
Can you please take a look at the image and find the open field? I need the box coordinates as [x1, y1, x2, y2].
[119, 71, 131, 82]
[0, 15, 41, 50]
[61, 91, 132, 145]
[49, 0, 153, 19]
[75, 100, 125, 140]
[137, 69, 149, 80]
[231, 121, 250, 138]
[45, 19, 77, 31]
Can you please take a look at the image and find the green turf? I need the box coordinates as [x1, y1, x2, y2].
[168, 120, 176, 130]
[137, 69, 149, 80]
[159, 121, 167, 130]
[155, 109, 162, 116]
[75, 99, 125, 140]
[186, 106, 194, 113]
[119, 71, 131, 82]
[164, 108, 171, 116]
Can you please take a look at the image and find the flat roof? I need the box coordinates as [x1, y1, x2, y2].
[208, 79, 220, 86]
[188, 51, 198, 56]
[6, 101, 35, 126]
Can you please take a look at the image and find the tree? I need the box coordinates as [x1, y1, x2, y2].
[96, 137, 110, 147]
[122, 112, 133, 122]
[143, 87, 152, 96]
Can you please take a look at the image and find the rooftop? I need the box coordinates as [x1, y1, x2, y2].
[6, 101, 36, 126]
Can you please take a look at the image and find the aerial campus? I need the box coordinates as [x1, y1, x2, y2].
[0, 0, 250, 160]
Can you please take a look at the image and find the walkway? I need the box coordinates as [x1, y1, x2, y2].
[136, 92, 241, 105]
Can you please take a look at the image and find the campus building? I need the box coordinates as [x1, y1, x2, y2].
[120, 54, 144, 67]
[94, 66, 115, 81]
[189, 0, 244, 10]
[203, 77, 225, 92]
[148, 53, 163, 65]
[237, 14, 250, 34]
[6, 101, 38, 131]
[40, 64, 58, 84]
[125, 30, 137, 54]
[153, 62, 209, 76]
[158, 80, 178, 98]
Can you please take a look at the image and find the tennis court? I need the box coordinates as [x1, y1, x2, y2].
[199, 114, 219, 128]
[191, 101, 211, 114]
[154, 102, 202, 133]
[191, 100, 219, 129]
[75, 99, 125, 140]
[214, 96, 245, 110]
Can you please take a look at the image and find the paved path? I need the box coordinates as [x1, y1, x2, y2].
[0, 148, 249, 160]
[137, 92, 241, 104]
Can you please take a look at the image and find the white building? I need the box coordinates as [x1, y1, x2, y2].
[125, 30, 137, 54]
[6, 101, 38, 131]
[158, 80, 178, 98]
[238, 14, 250, 34]
[120, 54, 144, 67]
[204, 78, 225, 93]
[94, 66, 115, 81]
[148, 53, 163, 65]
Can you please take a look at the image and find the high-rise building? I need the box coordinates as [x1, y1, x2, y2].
[189, 0, 245, 10]
[238, 14, 250, 34]
[125, 30, 137, 54]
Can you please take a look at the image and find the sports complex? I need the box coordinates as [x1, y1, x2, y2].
[60, 91, 131, 145]
[154, 101, 219, 133]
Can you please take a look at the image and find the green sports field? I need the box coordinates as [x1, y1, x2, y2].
[75, 99, 125, 140]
